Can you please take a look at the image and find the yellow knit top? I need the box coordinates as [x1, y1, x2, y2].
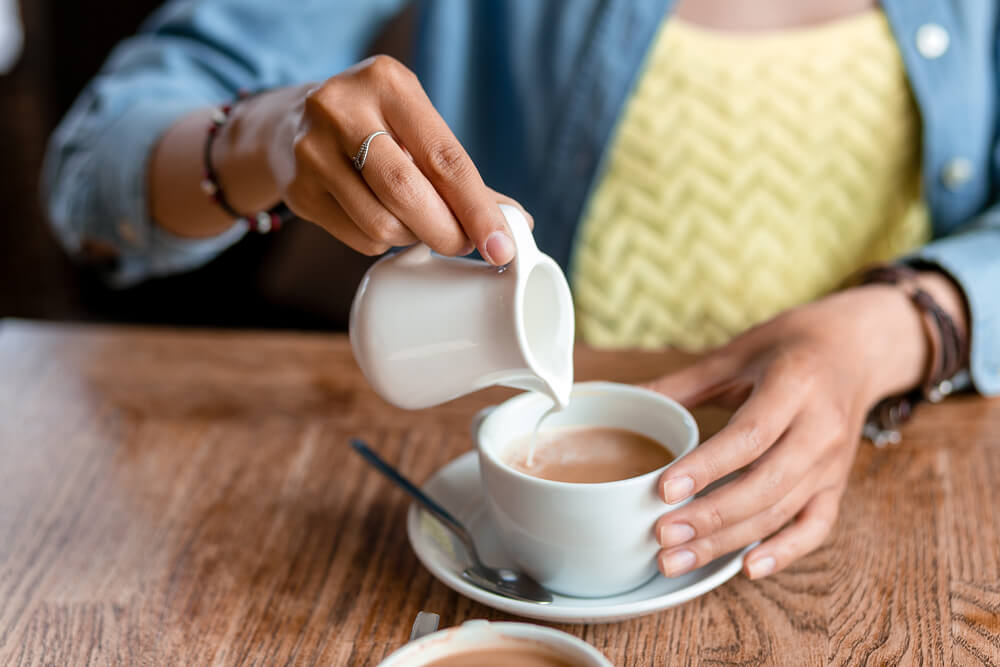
[571, 10, 930, 351]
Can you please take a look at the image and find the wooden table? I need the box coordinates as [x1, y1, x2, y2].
[1, 321, 998, 666]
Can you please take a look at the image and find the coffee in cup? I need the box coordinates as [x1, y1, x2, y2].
[505, 426, 675, 483]
[422, 642, 579, 666]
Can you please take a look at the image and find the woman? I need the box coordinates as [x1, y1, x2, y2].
[43, 0, 998, 582]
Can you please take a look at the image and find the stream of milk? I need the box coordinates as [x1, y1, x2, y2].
[524, 404, 561, 468]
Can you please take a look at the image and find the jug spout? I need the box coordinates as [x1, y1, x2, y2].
[510, 256, 574, 409]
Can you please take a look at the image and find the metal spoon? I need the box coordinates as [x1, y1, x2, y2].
[350, 439, 554, 604]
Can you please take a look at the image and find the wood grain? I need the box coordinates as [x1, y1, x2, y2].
[0, 320, 998, 666]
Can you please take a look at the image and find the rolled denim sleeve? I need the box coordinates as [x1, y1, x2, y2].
[42, 0, 407, 287]
[905, 208, 1000, 395]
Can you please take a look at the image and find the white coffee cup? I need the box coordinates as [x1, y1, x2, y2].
[476, 381, 699, 598]
[377, 620, 612, 666]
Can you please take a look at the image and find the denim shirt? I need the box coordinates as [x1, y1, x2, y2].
[42, 0, 1000, 394]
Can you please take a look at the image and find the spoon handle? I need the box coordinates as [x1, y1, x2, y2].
[350, 439, 479, 558]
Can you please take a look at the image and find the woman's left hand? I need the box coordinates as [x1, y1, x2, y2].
[644, 283, 941, 580]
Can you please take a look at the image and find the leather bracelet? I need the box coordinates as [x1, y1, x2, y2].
[201, 89, 294, 233]
[858, 264, 969, 446]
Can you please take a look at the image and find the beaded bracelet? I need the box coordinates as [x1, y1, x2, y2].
[201, 90, 294, 233]
[858, 264, 969, 446]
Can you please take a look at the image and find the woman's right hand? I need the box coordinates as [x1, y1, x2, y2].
[261, 55, 526, 264]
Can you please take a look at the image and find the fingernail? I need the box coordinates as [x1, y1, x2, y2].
[663, 476, 695, 504]
[458, 241, 475, 255]
[660, 549, 696, 577]
[658, 522, 695, 547]
[483, 231, 515, 265]
[746, 556, 775, 579]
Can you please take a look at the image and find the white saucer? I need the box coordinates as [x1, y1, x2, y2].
[406, 452, 748, 624]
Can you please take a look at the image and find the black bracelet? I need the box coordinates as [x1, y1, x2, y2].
[200, 89, 294, 233]
[858, 264, 969, 446]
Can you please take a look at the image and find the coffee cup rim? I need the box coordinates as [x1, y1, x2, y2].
[476, 381, 699, 490]
[377, 620, 612, 666]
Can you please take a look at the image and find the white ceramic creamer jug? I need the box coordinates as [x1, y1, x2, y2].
[349, 204, 574, 410]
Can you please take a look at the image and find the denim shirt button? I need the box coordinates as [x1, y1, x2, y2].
[916, 24, 949, 59]
[941, 158, 974, 191]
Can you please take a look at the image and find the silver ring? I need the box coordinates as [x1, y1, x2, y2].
[352, 130, 389, 171]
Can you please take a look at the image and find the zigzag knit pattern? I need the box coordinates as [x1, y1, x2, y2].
[571, 11, 929, 351]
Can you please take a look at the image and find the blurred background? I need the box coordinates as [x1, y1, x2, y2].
[0, 0, 380, 330]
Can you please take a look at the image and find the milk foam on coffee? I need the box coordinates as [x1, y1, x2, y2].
[421, 644, 578, 667]
[506, 426, 674, 483]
